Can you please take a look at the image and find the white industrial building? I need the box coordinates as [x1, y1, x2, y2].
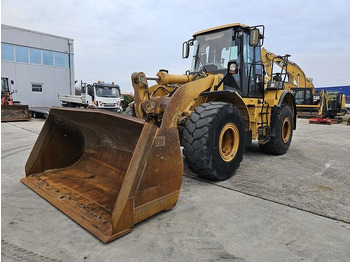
[1, 24, 74, 107]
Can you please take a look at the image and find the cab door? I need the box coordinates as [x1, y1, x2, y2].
[241, 32, 264, 98]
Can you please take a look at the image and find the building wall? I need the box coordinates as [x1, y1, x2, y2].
[1, 24, 74, 107]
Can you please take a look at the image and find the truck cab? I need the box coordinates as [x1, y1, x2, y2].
[58, 81, 122, 112]
[82, 81, 122, 112]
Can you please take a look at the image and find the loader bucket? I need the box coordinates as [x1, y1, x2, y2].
[21, 107, 183, 243]
[1, 105, 31, 122]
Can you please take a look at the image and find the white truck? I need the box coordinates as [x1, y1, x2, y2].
[58, 81, 123, 113]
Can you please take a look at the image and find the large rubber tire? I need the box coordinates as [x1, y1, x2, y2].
[183, 102, 245, 181]
[260, 105, 293, 155]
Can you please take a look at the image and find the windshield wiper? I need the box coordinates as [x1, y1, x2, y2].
[193, 55, 207, 75]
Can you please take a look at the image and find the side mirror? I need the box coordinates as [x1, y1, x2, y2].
[227, 62, 238, 74]
[249, 28, 260, 47]
[10, 80, 14, 85]
[182, 41, 190, 59]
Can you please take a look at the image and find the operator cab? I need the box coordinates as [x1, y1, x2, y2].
[82, 82, 121, 101]
[1, 78, 14, 94]
[183, 24, 265, 98]
[292, 88, 317, 105]
[1, 78, 10, 94]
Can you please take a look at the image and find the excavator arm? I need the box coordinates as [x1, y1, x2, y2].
[261, 48, 314, 89]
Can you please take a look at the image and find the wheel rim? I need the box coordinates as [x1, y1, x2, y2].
[281, 117, 291, 143]
[219, 123, 239, 162]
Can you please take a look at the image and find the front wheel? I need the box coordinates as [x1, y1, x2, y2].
[182, 102, 245, 181]
[260, 105, 293, 155]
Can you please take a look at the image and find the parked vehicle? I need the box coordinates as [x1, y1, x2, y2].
[1, 77, 30, 122]
[23, 23, 298, 243]
[58, 81, 122, 113]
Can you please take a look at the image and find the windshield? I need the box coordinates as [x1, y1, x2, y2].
[1, 78, 10, 94]
[95, 86, 120, 98]
[191, 28, 238, 73]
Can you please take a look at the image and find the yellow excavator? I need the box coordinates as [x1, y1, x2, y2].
[262, 48, 314, 90]
[22, 23, 297, 243]
[261, 48, 319, 116]
[309, 90, 347, 124]
[262, 49, 346, 120]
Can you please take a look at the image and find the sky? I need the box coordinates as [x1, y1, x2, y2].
[2, 0, 350, 93]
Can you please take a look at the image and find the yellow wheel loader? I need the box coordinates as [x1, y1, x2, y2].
[22, 23, 297, 243]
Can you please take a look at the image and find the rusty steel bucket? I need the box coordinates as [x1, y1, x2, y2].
[1, 105, 31, 122]
[21, 107, 183, 243]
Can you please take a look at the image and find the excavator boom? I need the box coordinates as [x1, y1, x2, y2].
[262, 48, 314, 89]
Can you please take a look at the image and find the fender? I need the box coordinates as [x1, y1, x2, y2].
[278, 91, 297, 129]
[200, 90, 251, 133]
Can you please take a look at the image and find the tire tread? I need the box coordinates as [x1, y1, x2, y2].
[183, 102, 244, 180]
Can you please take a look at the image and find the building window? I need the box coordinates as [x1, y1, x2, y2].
[54, 52, 65, 68]
[2, 43, 72, 69]
[32, 84, 43, 92]
[30, 48, 41, 64]
[2, 43, 14, 61]
[43, 50, 53, 66]
[15, 46, 29, 63]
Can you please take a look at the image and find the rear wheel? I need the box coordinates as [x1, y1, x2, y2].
[183, 102, 245, 181]
[260, 105, 293, 155]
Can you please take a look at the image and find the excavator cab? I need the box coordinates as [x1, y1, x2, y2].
[324, 91, 346, 118]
